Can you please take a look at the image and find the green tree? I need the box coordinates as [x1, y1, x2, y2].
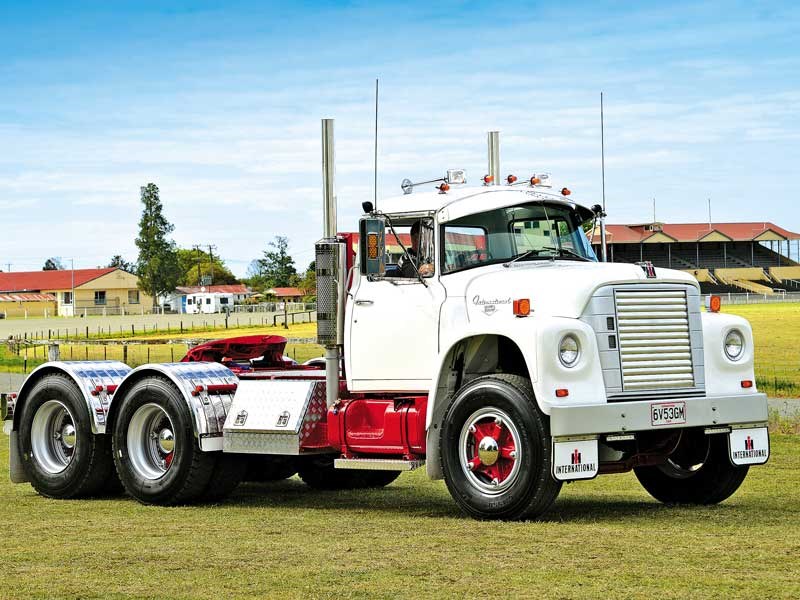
[135, 183, 181, 309]
[255, 236, 297, 288]
[176, 248, 239, 286]
[43, 257, 65, 270]
[107, 255, 135, 272]
[300, 260, 316, 300]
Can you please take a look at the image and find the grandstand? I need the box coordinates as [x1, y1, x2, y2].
[590, 222, 800, 295]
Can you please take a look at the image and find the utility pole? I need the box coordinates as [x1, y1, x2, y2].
[207, 244, 217, 285]
[708, 198, 712, 229]
[4, 263, 10, 272]
[70, 258, 75, 318]
[192, 245, 204, 285]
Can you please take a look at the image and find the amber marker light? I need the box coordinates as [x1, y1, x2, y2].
[513, 298, 531, 317]
[707, 295, 722, 313]
[437, 182, 450, 193]
[561, 187, 571, 196]
[507, 174, 518, 184]
[530, 176, 541, 185]
[482, 174, 494, 184]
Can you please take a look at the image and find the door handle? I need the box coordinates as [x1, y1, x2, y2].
[355, 299, 374, 306]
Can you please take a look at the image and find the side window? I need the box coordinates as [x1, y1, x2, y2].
[443, 226, 489, 273]
[385, 217, 435, 278]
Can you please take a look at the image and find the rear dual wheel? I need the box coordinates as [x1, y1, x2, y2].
[112, 377, 244, 505]
[17, 374, 115, 498]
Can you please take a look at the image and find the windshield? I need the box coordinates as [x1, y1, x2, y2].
[442, 202, 597, 274]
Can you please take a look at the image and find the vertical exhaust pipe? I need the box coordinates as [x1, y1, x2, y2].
[488, 131, 500, 185]
[322, 119, 337, 238]
[317, 118, 345, 408]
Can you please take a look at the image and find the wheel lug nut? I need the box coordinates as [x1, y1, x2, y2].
[468, 425, 476, 434]
[491, 478, 500, 486]
[509, 450, 517, 459]
[467, 461, 475, 470]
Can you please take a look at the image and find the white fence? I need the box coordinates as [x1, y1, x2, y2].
[701, 292, 800, 305]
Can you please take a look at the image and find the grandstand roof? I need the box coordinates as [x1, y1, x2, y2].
[600, 222, 800, 244]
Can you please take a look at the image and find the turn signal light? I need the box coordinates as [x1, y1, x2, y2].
[507, 174, 517, 184]
[482, 174, 493, 184]
[513, 298, 531, 317]
[741, 380, 753, 389]
[707, 295, 722, 313]
[561, 187, 571, 196]
[555, 389, 569, 398]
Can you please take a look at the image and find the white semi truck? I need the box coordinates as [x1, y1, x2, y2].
[3, 120, 769, 520]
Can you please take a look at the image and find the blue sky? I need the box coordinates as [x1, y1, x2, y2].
[1, 1, 798, 275]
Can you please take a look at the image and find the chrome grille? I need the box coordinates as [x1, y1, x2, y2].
[614, 290, 694, 391]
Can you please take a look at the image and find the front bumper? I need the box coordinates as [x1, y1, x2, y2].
[549, 393, 768, 438]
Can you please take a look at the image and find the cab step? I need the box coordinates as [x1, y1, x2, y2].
[334, 458, 425, 471]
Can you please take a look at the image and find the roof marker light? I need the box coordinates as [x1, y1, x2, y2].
[561, 187, 571, 196]
[437, 183, 450, 194]
[507, 174, 517, 185]
[530, 176, 541, 186]
[482, 174, 493, 185]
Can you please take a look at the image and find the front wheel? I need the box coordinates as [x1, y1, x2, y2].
[440, 374, 561, 520]
[634, 430, 749, 505]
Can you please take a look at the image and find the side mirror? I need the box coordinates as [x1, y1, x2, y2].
[359, 216, 386, 277]
[362, 201, 374, 214]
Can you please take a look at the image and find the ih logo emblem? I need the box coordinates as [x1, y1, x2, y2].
[745, 436, 754, 451]
[276, 411, 290, 427]
[571, 449, 582, 465]
[637, 261, 657, 278]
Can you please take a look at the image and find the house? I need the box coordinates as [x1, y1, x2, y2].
[0, 268, 151, 316]
[162, 284, 250, 314]
[0, 293, 57, 318]
[264, 287, 306, 302]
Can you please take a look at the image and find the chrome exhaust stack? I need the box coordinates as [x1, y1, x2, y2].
[488, 131, 500, 185]
[316, 118, 346, 408]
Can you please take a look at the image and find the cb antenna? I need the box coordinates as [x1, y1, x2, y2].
[373, 78, 379, 211]
[599, 92, 608, 263]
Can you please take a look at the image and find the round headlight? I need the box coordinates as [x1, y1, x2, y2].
[724, 329, 744, 361]
[559, 334, 580, 367]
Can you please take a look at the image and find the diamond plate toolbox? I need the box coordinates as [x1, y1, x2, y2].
[222, 379, 326, 455]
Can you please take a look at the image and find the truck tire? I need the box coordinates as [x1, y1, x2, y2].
[198, 454, 246, 502]
[634, 430, 749, 505]
[244, 455, 299, 482]
[298, 456, 402, 490]
[112, 377, 216, 505]
[17, 373, 114, 498]
[440, 374, 562, 520]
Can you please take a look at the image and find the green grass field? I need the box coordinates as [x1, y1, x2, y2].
[723, 303, 800, 397]
[2, 304, 798, 396]
[1, 436, 798, 599]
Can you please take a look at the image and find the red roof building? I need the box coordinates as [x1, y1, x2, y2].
[0, 268, 116, 293]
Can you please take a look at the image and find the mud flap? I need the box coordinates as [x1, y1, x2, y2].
[729, 426, 769, 466]
[8, 431, 30, 484]
[552, 437, 599, 481]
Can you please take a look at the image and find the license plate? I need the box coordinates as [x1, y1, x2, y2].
[650, 401, 686, 426]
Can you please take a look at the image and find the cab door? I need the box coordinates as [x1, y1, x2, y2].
[347, 274, 445, 392]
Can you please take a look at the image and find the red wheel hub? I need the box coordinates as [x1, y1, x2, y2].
[467, 418, 517, 485]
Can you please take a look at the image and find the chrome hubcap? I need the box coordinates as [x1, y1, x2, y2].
[477, 436, 500, 466]
[30, 400, 77, 474]
[127, 403, 176, 480]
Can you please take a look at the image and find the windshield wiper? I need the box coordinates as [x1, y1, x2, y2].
[540, 246, 591, 261]
[503, 250, 539, 268]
